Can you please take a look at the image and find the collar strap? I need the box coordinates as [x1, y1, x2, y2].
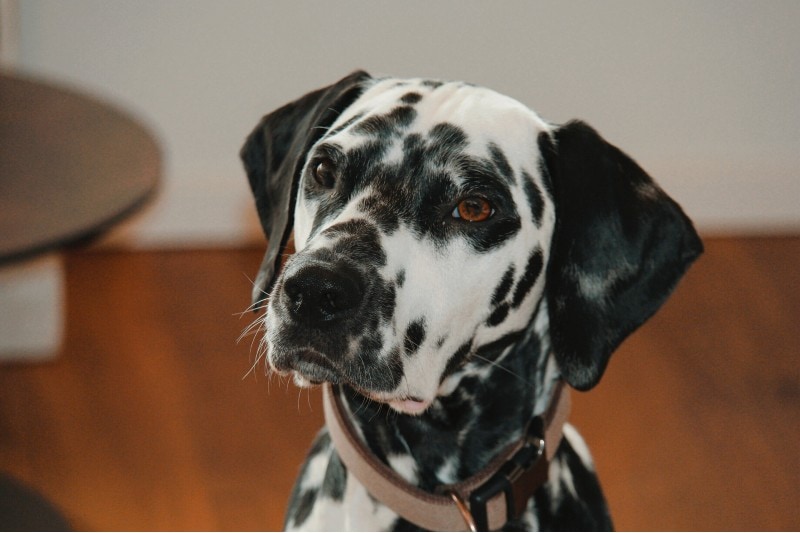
[322, 381, 571, 531]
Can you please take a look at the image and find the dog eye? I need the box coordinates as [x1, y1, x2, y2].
[452, 197, 494, 222]
[312, 158, 337, 188]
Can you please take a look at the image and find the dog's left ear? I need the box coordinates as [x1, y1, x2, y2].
[540, 120, 703, 391]
[241, 70, 371, 307]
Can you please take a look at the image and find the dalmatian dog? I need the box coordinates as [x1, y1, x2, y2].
[241, 71, 702, 531]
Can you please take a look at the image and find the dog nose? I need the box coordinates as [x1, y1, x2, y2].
[282, 265, 363, 326]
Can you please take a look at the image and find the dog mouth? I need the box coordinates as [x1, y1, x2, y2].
[275, 349, 432, 415]
[279, 349, 342, 385]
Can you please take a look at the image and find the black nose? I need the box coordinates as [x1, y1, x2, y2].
[281, 264, 364, 326]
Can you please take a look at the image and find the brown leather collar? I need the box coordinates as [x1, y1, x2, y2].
[322, 381, 571, 531]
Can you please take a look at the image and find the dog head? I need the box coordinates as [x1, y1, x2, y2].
[242, 71, 702, 414]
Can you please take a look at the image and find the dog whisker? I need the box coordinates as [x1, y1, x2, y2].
[236, 314, 264, 343]
[471, 353, 534, 388]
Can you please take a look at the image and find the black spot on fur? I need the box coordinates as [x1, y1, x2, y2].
[489, 143, 515, 184]
[322, 217, 372, 238]
[421, 79, 443, 89]
[308, 430, 331, 455]
[285, 430, 331, 528]
[320, 452, 347, 501]
[326, 219, 387, 267]
[396, 270, 406, 288]
[326, 112, 365, 138]
[290, 488, 317, 527]
[441, 340, 472, 381]
[474, 328, 526, 363]
[491, 266, 515, 305]
[522, 170, 545, 225]
[353, 105, 416, 138]
[511, 247, 543, 308]
[358, 193, 401, 234]
[386, 347, 403, 381]
[349, 331, 402, 391]
[404, 319, 426, 355]
[400, 92, 423, 104]
[380, 282, 396, 322]
[389, 105, 416, 127]
[400, 133, 427, 174]
[486, 303, 510, 327]
[428, 123, 468, 153]
[353, 113, 394, 137]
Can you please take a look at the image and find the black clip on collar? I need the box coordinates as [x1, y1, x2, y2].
[468, 416, 547, 531]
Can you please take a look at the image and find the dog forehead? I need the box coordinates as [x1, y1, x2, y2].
[327, 77, 550, 160]
[295, 76, 555, 254]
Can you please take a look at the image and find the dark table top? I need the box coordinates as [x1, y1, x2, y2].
[0, 72, 161, 265]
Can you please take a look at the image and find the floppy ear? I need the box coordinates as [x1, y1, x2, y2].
[241, 70, 371, 307]
[540, 120, 703, 391]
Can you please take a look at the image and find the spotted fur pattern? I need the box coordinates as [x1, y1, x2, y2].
[241, 73, 702, 531]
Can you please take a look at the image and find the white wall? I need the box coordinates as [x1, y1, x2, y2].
[10, 0, 800, 247]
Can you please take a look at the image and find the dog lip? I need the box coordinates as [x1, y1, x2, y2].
[289, 349, 343, 384]
[284, 348, 386, 394]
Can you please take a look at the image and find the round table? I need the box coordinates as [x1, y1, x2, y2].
[0, 71, 160, 265]
[0, 71, 161, 360]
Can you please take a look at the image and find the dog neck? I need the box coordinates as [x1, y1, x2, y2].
[339, 299, 560, 491]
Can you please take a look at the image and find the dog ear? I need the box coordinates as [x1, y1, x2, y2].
[540, 120, 703, 391]
[241, 70, 371, 307]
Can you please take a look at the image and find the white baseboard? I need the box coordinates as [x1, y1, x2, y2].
[0, 254, 64, 361]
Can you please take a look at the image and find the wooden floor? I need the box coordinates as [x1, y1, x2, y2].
[0, 236, 798, 531]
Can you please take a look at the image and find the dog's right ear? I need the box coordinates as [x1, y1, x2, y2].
[241, 70, 371, 308]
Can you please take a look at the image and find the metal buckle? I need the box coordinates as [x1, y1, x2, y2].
[467, 417, 546, 531]
[449, 491, 478, 532]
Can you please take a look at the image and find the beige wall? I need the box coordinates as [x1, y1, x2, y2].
[10, 0, 800, 246]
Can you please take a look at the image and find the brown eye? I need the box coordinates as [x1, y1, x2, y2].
[452, 197, 493, 222]
[312, 158, 337, 188]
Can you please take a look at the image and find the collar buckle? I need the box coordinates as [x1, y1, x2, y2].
[467, 417, 548, 531]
